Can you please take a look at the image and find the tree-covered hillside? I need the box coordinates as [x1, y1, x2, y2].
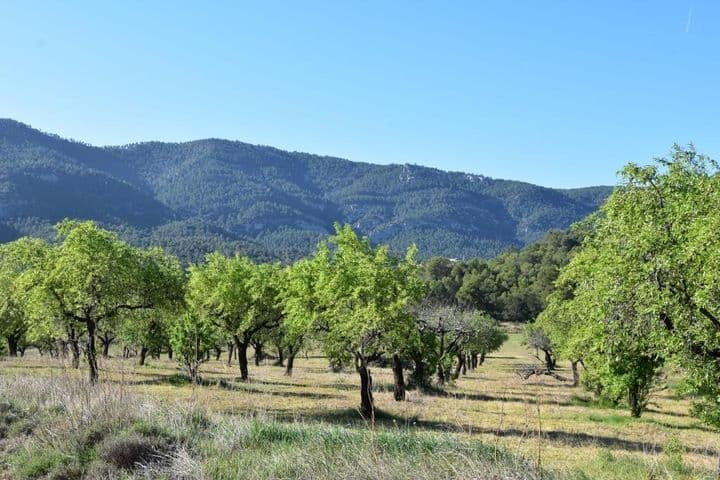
[0, 119, 611, 262]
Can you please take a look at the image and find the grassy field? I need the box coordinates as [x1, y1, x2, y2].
[0, 328, 717, 479]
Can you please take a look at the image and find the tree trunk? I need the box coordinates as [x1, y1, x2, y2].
[628, 384, 643, 418]
[357, 356, 374, 420]
[275, 347, 285, 366]
[227, 342, 234, 366]
[235, 336, 250, 381]
[86, 319, 99, 384]
[543, 349, 555, 371]
[479, 351, 486, 365]
[167, 346, 173, 360]
[253, 341, 264, 366]
[411, 357, 427, 388]
[69, 328, 81, 369]
[437, 361, 446, 385]
[452, 353, 465, 380]
[285, 353, 295, 376]
[101, 333, 112, 358]
[392, 354, 406, 401]
[571, 360, 580, 387]
[462, 354, 468, 375]
[7, 334, 19, 357]
[138, 346, 148, 366]
[215, 347, 222, 361]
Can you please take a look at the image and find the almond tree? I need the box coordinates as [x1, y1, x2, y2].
[27, 221, 184, 383]
[0, 237, 51, 356]
[289, 224, 422, 418]
[188, 253, 284, 381]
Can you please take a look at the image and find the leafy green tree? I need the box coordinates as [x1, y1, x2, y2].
[26, 221, 185, 383]
[119, 308, 173, 365]
[536, 146, 719, 419]
[170, 312, 218, 383]
[188, 253, 284, 381]
[467, 314, 508, 368]
[0, 237, 51, 356]
[291, 225, 422, 417]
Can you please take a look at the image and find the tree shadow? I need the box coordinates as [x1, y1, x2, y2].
[247, 378, 313, 389]
[288, 407, 716, 458]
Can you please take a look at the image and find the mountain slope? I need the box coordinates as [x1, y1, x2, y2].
[0, 119, 612, 261]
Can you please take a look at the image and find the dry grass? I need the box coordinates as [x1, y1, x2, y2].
[0, 328, 716, 479]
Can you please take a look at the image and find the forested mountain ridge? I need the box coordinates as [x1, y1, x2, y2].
[0, 119, 612, 261]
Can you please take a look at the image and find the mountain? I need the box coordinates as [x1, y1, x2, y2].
[0, 119, 612, 262]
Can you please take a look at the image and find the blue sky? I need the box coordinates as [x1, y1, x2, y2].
[1, 1, 718, 188]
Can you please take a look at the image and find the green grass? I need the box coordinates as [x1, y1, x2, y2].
[0, 375, 552, 480]
[1, 333, 718, 479]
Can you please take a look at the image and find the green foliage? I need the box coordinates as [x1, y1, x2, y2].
[0, 119, 610, 263]
[423, 228, 582, 323]
[21, 221, 185, 381]
[537, 146, 720, 422]
[169, 312, 218, 382]
[301, 224, 424, 365]
[0, 237, 50, 355]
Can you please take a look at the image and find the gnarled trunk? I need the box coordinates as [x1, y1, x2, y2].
[392, 354, 406, 401]
[86, 319, 99, 384]
[285, 353, 295, 376]
[356, 355, 374, 419]
[628, 384, 644, 418]
[69, 327, 81, 369]
[543, 349, 555, 371]
[452, 352, 465, 380]
[6, 334, 19, 357]
[253, 341, 264, 366]
[234, 336, 250, 381]
[100, 333, 113, 358]
[138, 346, 148, 366]
[227, 342, 234, 365]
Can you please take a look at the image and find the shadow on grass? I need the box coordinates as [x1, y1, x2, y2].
[120, 374, 345, 400]
[283, 407, 717, 458]
[416, 384, 581, 407]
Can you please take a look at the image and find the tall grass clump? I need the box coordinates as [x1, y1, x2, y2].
[0, 374, 558, 479]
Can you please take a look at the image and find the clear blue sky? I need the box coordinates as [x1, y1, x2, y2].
[1, 1, 718, 188]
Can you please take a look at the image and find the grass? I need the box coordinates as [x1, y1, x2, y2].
[0, 330, 717, 479]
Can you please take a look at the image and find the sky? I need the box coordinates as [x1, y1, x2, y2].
[1, 1, 718, 188]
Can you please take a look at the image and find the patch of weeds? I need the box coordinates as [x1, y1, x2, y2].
[586, 413, 632, 426]
[0, 400, 24, 431]
[7, 417, 35, 436]
[9, 446, 68, 479]
[129, 418, 174, 442]
[247, 421, 309, 446]
[663, 433, 692, 476]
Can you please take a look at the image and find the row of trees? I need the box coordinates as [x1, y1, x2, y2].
[535, 146, 720, 426]
[0, 222, 507, 418]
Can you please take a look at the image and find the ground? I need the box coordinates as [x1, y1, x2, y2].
[1, 326, 717, 479]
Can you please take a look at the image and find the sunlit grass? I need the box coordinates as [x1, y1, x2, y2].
[0, 330, 716, 478]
